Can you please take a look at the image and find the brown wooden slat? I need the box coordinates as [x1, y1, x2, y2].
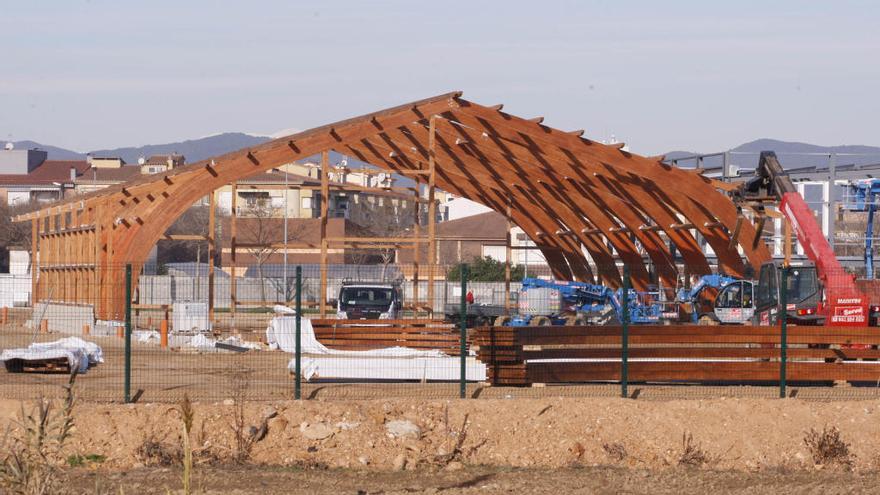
[520, 347, 880, 360]
[524, 361, 880, 383]
[311, 319, 452, 327]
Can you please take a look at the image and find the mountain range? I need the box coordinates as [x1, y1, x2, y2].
[6, 135, 880, 171]
[666, 139, 880, 169]
[6, 133, 272, 164]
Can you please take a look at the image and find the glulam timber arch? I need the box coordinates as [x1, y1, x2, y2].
[16, 91, 772, 319]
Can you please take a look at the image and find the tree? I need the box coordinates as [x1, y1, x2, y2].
[238, 201, 307, 304]
[0, 202, 36, 273]
[350, 194, 416, 280]
[158, 204, 216, 269]
[446, 256, 525, 282]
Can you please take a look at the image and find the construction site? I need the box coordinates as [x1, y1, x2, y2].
[2, 91, 880, 492]
[3, 2, 880, 492]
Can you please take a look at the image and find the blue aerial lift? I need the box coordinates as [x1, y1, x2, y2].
[508, 277, 665, 326]
[843, 179, 880, 279]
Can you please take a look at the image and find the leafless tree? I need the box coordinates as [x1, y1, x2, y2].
[350, 194, 416, 280]
[238, 202, 307, 304]
[0, 202, 37, 273]
[158, 203, 220, 271]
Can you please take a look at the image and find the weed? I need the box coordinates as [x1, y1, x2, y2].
[602, 442, 627, 462]
[0, 370, 78, 494]
[66, 453, 106, 467]
[803, 426, 853, 468]
[229, 372, 255, 464]
[679, 432, 711, 467]
[135, 432, 181, 467]
[179, 394, 195, 495]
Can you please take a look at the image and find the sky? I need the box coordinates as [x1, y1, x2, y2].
[1, 0, 878, 155]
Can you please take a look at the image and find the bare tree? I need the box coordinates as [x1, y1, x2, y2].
[239, 202, 278, 306]
[350, 194, 416, 280]
[238, 202, 307, 304]
[0, 202, 37, 273]
[159, 204, 215, 269]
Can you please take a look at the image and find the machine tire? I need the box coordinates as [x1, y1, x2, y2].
[532, 316, 552, 326]
[494, 315, 512, 327]
[564, 315, 587, 326]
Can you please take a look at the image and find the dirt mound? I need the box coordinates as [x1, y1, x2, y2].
[3, 397, 880, 472]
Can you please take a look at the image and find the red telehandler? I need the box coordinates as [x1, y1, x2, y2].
[740, 151, 873, 327]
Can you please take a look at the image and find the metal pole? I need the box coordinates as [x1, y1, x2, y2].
[779, 266, 788, 399]
[828, 153, 837, 246]
[124, 264, 132, 403]
[283, 167, 289, 302]
[459, 263, 468, 399]
[621, 265, 630, 399]
[295, 266, 302, 400]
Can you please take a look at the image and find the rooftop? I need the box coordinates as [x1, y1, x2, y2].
[0, 160, 89, 186]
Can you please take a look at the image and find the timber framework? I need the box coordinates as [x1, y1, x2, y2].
[14, 91, 771, 320]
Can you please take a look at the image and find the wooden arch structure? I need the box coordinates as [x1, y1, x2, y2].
[16, 91, 771, 320]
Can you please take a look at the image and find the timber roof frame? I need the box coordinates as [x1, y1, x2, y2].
[17, 90, 771, 298]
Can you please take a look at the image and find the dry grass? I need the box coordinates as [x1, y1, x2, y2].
[603, 442, 627, 462]
[229, 372, 256, 464]
[803, 426, 853, 468]
[135, 431, 181, 467]
[678, 432, 712, 467]
[179, 394, 195, 495]
[0, 370, 77, 495]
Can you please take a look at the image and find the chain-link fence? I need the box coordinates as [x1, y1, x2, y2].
[3, 261, 880, 402]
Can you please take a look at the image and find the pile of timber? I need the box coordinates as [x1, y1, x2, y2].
[473, 324, 880, 386]
[3, 357, 71, 374]
[311, 319, 467, 356]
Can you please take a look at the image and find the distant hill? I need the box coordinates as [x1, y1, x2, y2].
[89, 133, 271, 164]
[665, 139, 880, 170]
[11, 134, 878, 178]
[7, 140, 86, 160]
[7, 132, 271, 164]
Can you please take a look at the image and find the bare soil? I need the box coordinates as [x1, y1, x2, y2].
[5, 396, 880, 473]
[64, 464, 880, 494]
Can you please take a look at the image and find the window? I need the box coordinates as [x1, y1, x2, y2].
[482, 245, 507, 262]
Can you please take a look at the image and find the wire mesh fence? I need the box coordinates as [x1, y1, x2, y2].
[3, 261, 880, 402]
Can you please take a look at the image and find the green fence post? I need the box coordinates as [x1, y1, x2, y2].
[779, 266, 788, 399]
[621, 265, 630, 399]
[124, 264, 132, 403]
[295, 266, 302, 400]
[459, 264, 468, 399]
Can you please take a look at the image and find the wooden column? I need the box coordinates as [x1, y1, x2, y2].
[208, 192, 216, 323]
[230, 181, 238, 322]
[412, 182, 421, 314]
[426, 115, 437, 316]
[505, 201, 512, 314]
[94, 206, 103, 314]
[30, 216, 38, 307]
[320, 151, 329, 318]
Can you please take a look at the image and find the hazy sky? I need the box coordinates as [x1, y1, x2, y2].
[1, 1, 878, 155]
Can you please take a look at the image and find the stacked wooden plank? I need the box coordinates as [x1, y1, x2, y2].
[311, 319, 466, 355]
[473, 324, 880, 386]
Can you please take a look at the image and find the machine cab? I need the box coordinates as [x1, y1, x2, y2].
[713, 280, 755, 324]
[336, 282, 402, 320]
[754, 261, 822, 325]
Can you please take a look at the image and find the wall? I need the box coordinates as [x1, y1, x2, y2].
[0, 149, 47, 174]
[136, 273, 519, 313]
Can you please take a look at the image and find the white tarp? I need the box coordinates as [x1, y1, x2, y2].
[266, 306, 486, 381]
[134, 330, 160, 344]
[0, 337, 103, 373]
